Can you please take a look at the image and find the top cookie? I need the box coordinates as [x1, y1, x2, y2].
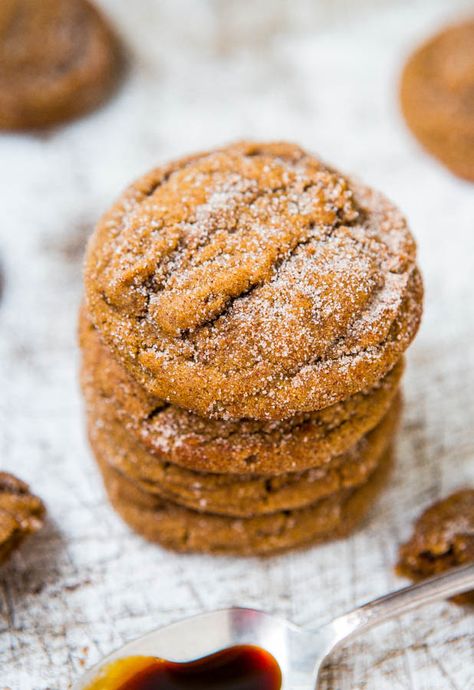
[85, 141, 422, 420]
[400, 19, 474, 181]
[0, 0, 121, 130]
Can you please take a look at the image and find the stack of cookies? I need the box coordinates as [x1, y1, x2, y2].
[80, 142, 423, 555]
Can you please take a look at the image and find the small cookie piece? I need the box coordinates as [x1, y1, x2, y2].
[85, 141, 422, 420]
[80, 308, 403, 475]
[397, 489, 474, 604]
[400, 19, 474, 181]
[0, 472, 45, 565]
[0, 0, 121, 130]
[87, 395, 400, 517]
[97, 448, 393, 555]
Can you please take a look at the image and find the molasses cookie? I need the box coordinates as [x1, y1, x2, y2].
[97, 447, 393, 555]
[0, 0, 121, 130]
[397, 489, 474, 604]
[0, 472, 45, 565]
[400, 19, 474, 181]
[84, 141, 422, 420]
[80, 309, 403, 475]
[87, 395, 400, 517]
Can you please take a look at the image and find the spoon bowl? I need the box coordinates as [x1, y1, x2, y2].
[76, 563, 474, 689]
[78, 608, 325, 689]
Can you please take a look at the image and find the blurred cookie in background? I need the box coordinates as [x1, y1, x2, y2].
[0, 0, 122, 130]
[400, 18, 474, 181]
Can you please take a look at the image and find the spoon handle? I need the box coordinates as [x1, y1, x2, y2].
[327, 562, 474, 648]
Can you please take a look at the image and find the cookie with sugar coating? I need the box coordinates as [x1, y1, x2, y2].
[97, 447, 393, 556]
[79, 308, 403, 475]
[85, 141, 422, 420]
[87, 392, 400, 518]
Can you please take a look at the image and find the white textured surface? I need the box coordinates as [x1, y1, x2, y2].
[1, 1, 474, 688]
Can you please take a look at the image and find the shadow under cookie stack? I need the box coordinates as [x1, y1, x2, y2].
[80, 142, 423, 556]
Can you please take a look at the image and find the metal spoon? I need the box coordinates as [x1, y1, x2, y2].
[75, 563, 474, 689]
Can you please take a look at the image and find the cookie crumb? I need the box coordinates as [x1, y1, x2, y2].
[396, 489, 474, 604]
[0, 472, 46, 566]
